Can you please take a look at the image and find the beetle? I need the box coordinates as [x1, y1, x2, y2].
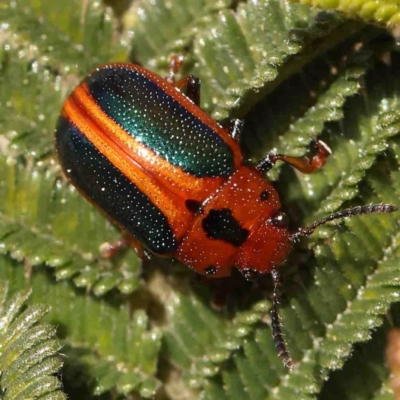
[55, 62, 396, 368]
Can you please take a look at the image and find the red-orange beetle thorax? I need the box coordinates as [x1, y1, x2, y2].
[175, 166, 292, 277]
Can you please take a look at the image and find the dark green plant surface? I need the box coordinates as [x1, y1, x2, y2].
[1, 0, 400, 398]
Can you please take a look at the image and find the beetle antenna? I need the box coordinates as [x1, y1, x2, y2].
[271, 268, 293, 369]
[291, 204, 397, 240]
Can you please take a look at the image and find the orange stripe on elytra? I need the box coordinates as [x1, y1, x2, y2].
[62, 96, 192, 240]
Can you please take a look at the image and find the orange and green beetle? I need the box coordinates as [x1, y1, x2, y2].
[55, 63, 396, 368]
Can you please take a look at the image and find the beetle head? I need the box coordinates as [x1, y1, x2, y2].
[235, 210, 292, 277]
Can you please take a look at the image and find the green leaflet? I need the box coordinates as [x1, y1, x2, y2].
[0, 48, 63, 161]
[290, 0, 400, 29]
[0, 275, 65, 399]
[0, 0, 125, 73]
[192, 0, 322, 118]
[320, 319, 391, 400]
[126, 0, 232, 67]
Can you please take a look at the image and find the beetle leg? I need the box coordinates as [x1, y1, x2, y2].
[256, 140, 332, 174]
[227, 119, 244, 141]
[167, 54, 185, 83]
[167, 55, 201, 105]
[174, 75, 201, 106]
[99, 232, 144, 259]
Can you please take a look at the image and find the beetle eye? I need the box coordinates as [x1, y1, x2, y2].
[271, 211, 289, 228]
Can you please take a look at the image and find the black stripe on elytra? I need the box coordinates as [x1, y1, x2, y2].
[55, 115, 178, 254]
[202, 208, 249, 247]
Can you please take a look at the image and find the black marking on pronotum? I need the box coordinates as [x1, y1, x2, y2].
[185, 199, 204, 214]
[202, 208, 249, 247]
[205, 266, 217, 275]
[260, 190, 270, 202]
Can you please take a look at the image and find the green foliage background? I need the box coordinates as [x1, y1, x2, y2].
[1, 0, 400, 398]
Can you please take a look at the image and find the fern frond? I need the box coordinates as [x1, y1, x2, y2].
[191, 0, 365, 118]
[1, 0, 400, 398]
[246, 60, 369, 182]
[125, 0, 232, 67]
[290, 0, 400, 29]
[0, 258, 162, 398]
[319, 320, 395, 399]
[0, 157, 141, 295]
[0, 0, 125, 72]
[0, 280, 65, 399]
[164, 291, 276, 389]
